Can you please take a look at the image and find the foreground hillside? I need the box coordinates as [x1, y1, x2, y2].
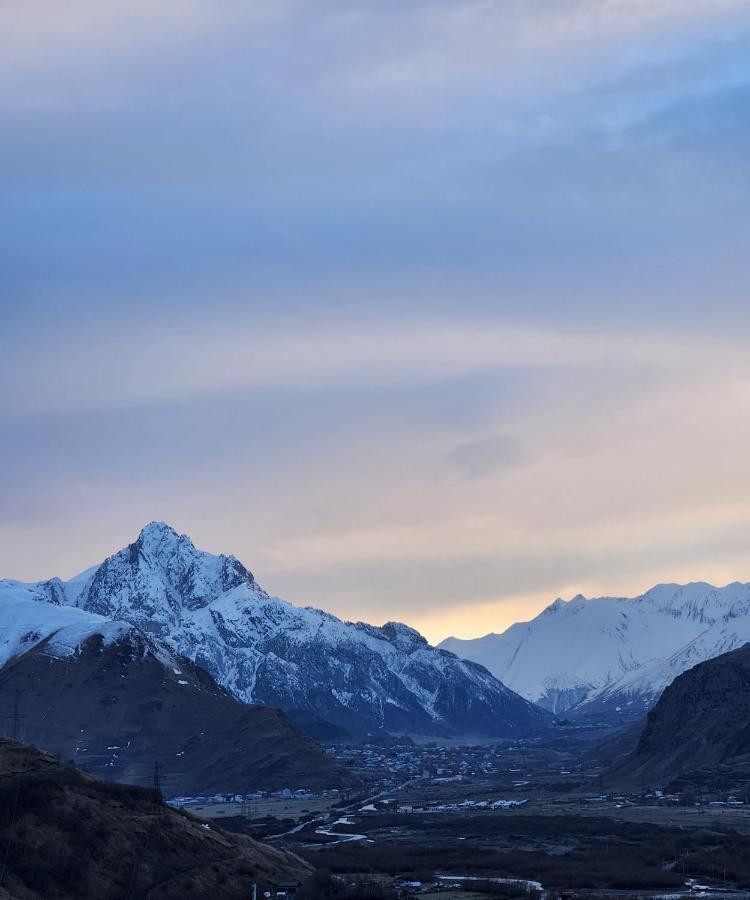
[0, 618, 351, 795]
[0, 522, 549, 739]
[441, 581, 750, 719]
[611, 643, 750, 789]
[0, 737, 311, 900]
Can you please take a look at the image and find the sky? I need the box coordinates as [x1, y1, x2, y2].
[2, 0, 750, 643]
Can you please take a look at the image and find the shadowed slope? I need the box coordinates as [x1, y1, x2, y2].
[0, 630, 352, 797]
[0, 737, 311, 899]
[610, 644, 750, 788]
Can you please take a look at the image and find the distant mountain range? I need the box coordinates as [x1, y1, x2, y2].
[440, 582, 750, 720]
[0, 589, 349, 794]
[610, 643, 750, 789]
[0, 522, 548, 741]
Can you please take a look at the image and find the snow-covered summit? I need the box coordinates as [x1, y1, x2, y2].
[133, 521, 255, 592]
[0, 521, 258, 622]
[440, 580, 750, 717]
[0, 523, 548, 738]
[76, 520, 260, 628]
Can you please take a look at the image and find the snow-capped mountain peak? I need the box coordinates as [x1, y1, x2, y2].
[138, 519, 182, 546]
[76, 521, 263, 629]
[134, 520, 257, 596]
[0, 523, 549, 738]
[439, 579, 750, 718]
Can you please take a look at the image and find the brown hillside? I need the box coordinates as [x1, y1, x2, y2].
[0, 632, 352, 796]
[0, 737, 311, 899]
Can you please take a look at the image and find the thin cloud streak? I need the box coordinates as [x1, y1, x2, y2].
[3, 321, 748, 418]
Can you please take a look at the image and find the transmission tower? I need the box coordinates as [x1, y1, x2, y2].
[153, 760, 163, 803]
[7, 690, 27, 741]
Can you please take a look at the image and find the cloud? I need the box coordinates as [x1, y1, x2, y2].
[3, 316, 750, 644]
[0, 1, 284, 72]
[2, 0, 750, 645]
[2, 319, 745, 418]
[326, 0, 748, 94]
[445, 433, 529, 479]
[1, 0, 748, 332]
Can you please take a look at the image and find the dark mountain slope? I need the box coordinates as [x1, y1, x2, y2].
[0, 737, 311, 900]
[0, 630, 351, 796]
[610, 644, 750, 788]
[583, 720, 644, 769]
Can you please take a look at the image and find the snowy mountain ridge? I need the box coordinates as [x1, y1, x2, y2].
[439, 581, 750, 717]
[0, 522, 548, 738]
[0, 591, 136, 671]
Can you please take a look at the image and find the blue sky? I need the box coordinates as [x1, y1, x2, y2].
[2, 1, 750, 641]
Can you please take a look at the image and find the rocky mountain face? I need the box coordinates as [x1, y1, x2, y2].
[0, 522, 549, 739]
[0, 737, 311, 900]
[0, 610, 352, 796]
[610, 644, 750, 789]
[440, 582, 750, 720]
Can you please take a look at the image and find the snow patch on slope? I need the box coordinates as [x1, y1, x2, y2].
[0, 593, 132, 668]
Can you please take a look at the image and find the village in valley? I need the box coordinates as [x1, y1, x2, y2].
[161, 736, 750, 899]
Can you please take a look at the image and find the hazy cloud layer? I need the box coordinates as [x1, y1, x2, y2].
[2, 1, 749, 641]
